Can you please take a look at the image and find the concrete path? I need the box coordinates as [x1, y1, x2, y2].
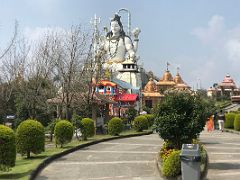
[35, 130, 240, 180]
[200, 130, 240, 180]
[36, 134, 164, 180]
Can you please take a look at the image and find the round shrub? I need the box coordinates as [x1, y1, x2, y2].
[108, 117, 123, 136]
[0, 125, 16, 171]
[16, 119, 45, 158]
[81, 118, 95, 140]
[144, 114, 155, 127]
[155, 91, 214, 149]
[225, 113, 235, 129]
[54, 120, 73, 147]
[162, 150, 181, 177]
[234, 114, 240, 131]
[133, 115, 148, 132]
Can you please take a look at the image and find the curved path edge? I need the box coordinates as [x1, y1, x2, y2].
[30, 130, 153, 180]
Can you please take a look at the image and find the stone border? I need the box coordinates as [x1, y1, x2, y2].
[224, 128, 240, 135]
[30, 131, 153, 180]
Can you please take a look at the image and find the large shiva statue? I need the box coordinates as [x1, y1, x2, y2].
[99, 13, 141, 76]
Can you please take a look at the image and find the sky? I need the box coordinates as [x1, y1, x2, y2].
[1, 0, 240, 89]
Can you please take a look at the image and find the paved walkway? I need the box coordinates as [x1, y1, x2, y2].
[36, 134, 164, 180]
[35, 130, 240, 180]
[200, 130, 240, 180]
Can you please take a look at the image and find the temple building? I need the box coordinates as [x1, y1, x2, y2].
[142, 68, 190, 109]
[157, 70, 176, 93]
[96, 79, 139, 117]
[207, 74, 240, 99]
[156, 68, 190, 93]
[173, 72, 191, 90]
[142, 78, 163, 108]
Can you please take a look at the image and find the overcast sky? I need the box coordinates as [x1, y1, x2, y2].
[1, 0, 240, 89]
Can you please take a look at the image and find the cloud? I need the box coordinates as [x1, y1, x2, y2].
[225, 27, 240, 68]
[190, 15, 240, 88]
[226, 39, 240, 62]
[192, 15, 225, 44]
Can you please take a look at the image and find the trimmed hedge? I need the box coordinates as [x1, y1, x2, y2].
[54, 120, 73, 147]
[234, 114, 240, 131]
[133, 115, 148, 132]
[16, 120, 45, 158]
[81, 118, 95, 140]
[225, 113, 235, 129]
[0, 125, 16, 171]
[162, 150, 181, 177]
[108, 117, 123, 136]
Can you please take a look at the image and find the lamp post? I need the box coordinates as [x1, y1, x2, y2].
[118, 101, 121, 118]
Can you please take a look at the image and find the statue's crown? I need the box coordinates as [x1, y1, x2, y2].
[111, 14, 121, 22]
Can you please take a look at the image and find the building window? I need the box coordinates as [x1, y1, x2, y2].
[145, 100, 153, 108]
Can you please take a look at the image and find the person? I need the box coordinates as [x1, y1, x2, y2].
[218, 110, 225, 132]
[99, 14, 140, 72]
[206, 115, 214, 132]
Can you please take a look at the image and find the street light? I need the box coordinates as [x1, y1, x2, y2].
[118, 101, 121, 118]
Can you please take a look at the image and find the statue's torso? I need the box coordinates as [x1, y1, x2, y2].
[104, 37, 127, 63]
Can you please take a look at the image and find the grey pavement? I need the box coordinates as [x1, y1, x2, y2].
[35, 130, 240, 180]
[200, 129, 240, 180]
[36, 134, 164, 180]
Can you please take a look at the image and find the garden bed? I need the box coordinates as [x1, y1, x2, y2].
[156, 143, 209, 180]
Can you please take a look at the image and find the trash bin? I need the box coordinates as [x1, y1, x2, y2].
[180, 144, 201, 180]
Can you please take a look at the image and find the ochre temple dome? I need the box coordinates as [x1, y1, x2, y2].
[160, 70, 173, 82]
[144, 78, 157, 92]
[174, 73, 184, 84]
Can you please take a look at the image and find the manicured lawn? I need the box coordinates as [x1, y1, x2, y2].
[0, 130, 151, 179]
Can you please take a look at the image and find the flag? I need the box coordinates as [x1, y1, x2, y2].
[167, 62, 170, 71]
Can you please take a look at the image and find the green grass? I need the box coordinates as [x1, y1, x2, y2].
[0, 129, 151, 179]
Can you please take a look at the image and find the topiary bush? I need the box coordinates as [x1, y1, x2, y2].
[81, 118, 95, 140]
[16, 119, 45, 158]
[133, 115, 148, 132]
[108, 117, 123, 136]
[155, 91, 214, 149]
[0, 125, 16, 171]
[225, 113, 235, 129]
[162, 150, 181, 177]
[234, 114, 240, 131]
[54, 120, 73, 147]
[144, 114, 155, 127]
